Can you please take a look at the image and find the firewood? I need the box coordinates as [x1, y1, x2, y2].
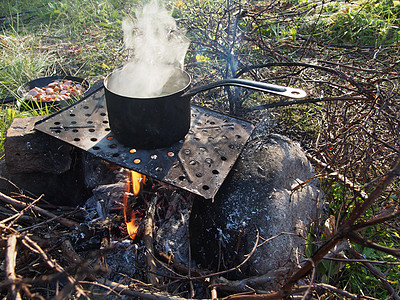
[144, 194, 160, 286]
[0, 192, 78, 229]
[5, 234, 21, 300]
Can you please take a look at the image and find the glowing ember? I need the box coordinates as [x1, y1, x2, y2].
[123, 170, 146, 239]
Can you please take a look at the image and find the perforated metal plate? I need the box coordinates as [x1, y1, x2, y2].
[34, 88, 254, 199]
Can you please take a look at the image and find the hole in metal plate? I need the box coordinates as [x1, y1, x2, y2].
[34, 88, 254, 199]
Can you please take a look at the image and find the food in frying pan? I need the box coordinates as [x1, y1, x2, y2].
[23, 79, 85, 102]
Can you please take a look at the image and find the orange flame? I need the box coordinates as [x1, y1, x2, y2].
[123, 170, 146, 240]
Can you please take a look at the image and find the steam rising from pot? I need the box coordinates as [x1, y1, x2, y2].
[107, 0, 190, 98]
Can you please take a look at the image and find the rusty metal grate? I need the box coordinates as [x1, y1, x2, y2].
[34, 88, 254, 199]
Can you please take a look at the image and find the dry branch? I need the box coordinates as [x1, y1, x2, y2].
[82, 279, 204, 300]
[349, 246, 400, 300]
[5, 234, 21, 300]
[144, 194, 160, 286]
[156, 251, 204, 277]
[347, 231, 400, 257]
[212, 268, 290, 293]
[281, 155, 400, 295]
[344, 155, 400, 226]
[0, 192, 78, 229]
[19, 234, 87, 299]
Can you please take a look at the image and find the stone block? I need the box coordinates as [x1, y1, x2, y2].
[5, 116, 73, 174]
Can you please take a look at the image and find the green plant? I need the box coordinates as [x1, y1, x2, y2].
[0, 106, 27, 151]
[0, 33, 55, 98]
[298, 0, 400, 45]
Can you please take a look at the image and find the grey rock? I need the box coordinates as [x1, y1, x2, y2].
[190, 133, 322, 278]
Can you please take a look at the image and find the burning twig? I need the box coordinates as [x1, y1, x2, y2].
[144, 193, 160, 286]
[5, 234, 21, 300]
[0, 192, 78, 229]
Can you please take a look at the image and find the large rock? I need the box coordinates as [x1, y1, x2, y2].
[3, 116, 91, 206]
[5, 116, 72, 174]
[190, 133, 322, 278]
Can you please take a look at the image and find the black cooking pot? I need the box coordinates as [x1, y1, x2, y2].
[104, 69, 306, 149]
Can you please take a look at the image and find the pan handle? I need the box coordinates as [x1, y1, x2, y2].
[182, 78, 307, 99]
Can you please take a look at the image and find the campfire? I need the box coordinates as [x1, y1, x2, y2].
[123, 170, 146, 240]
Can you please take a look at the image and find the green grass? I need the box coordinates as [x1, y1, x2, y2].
[0, 0, 128, 151]
[313, 180, 400, 298]
[296, 0, 400, 46]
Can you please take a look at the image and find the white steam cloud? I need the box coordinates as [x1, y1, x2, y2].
[108, 0, 190, 98]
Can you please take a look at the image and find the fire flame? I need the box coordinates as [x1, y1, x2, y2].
[124, 170, 146, 240]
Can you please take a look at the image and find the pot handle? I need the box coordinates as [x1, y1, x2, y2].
[183, 78, 307, 99]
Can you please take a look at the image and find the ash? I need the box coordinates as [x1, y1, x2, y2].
[82, 163, 196, 285]
[155, 193, 194, 266]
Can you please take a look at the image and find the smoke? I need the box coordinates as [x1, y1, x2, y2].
[108, 0, 190, 98]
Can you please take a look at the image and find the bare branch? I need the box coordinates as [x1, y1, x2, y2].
[5, 234, 21, 300]
[347, 231, 400, 258]
[144, 194, 160, 286]
[349, 246, 400, 300]
[0, 192, 78, 229]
